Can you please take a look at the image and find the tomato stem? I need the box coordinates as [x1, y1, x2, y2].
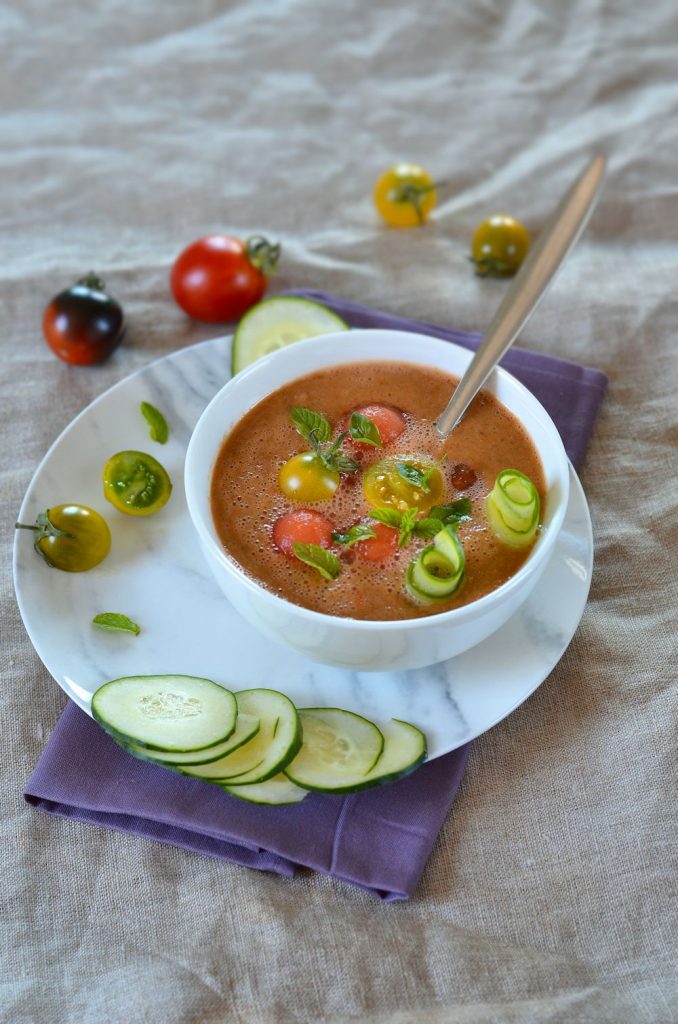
[77, 271, 107, 292]
[245, 236, 281, 276]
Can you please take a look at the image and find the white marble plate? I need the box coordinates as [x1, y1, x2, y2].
[13, 336, 593, 761]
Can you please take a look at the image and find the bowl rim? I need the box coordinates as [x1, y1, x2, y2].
[184, 327, 571, 632]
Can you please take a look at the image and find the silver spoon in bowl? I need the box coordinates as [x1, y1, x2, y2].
[435, 154, 606, 438]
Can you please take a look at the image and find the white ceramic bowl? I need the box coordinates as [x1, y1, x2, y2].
[185, 329, 570, 672]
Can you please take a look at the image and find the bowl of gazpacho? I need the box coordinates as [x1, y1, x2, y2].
[184, 329, 570, 671]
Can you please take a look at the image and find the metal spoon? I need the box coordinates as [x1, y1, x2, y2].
[435, 154, 606, 437]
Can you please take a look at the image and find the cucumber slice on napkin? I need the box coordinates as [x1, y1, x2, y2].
[123, 713, 260, 766]
[231, 296, 349, 374]
[285, 715, 426, 793]
[91, 674, 237, 753]
[283, 707, 385, 792]
[180, 688, 301, 784]
[221, 772, 308, 805]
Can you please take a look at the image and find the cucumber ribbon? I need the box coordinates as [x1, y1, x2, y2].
[486, 469, 540, 548]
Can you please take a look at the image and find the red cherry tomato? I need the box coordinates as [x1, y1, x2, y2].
[345, 404, 406, 448]
[272, 509, 334, 557]
[42, 273, 125, 365]
[170, 235, 280, 323]
[356, 522, 399, 562]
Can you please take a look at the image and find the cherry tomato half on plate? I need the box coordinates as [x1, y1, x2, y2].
[272, 509, 335, 557]
[15, 504, 111, 571]
[170, 235, 281, 323]
[42, 273, 125, 365]
[102, 451, 172, 516]
[373, 164, 438, 228]
[470, 215, 530, 277]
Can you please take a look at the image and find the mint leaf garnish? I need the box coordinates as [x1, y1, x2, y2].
[290, 407, 332, 444]
[429, 498, 472, 525]
[140, 402, 169, 444]
[92, 612, 141, 635]
[368, 507, 403, 529]
[396, 461, 434, 493]
[412, 517, 445, 539]
[349, 412, 382, 448]
[332, 524, 377, 547]
[368, 506, 419, 547]
[293, 543, 341, 580]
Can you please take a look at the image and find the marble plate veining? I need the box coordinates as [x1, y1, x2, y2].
[13, 336, 593, 761]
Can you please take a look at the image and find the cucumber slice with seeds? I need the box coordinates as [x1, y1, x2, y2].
[180, 688, 301, 785]
[283, 708, 384, 792]
[231, 296, 349, 375]
[123, 714, 260, 766]
[91, 674, 237, 753]
[286, 717, 426, 794]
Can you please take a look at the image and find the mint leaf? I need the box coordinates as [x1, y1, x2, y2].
[332, 524, 377, 546]
[293, 543, 341, 580]
[413, 517, 445, 539]
[290, 407, 332, 444]
[92, 612, 141, 636]
[397, 507, 419, 547]
[349, 412, 382, 448]
[140, 402, 169, 444]
[368, 507, 403, 529]
[429, 498, 472, 525]
[396, 461, 433, 493]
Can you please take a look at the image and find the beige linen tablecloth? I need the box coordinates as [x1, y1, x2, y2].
[2, 1, 676, 1021]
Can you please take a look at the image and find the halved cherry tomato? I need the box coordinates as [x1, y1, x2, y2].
[272, 509, 335, 557]
[15, 504, 111, 572]
[102, 451, 172, 516]
[345, 404, 406, 448]
[42, 273, 125, 365]
[373, 164, 437, 228]
[363, 457, 444, 513]
[471, 215, 530, 277]
[278, 452, 339, 503]
[356, 522, 398, 563]
[170, 235, 280, 323]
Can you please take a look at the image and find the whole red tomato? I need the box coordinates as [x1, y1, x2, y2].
[170, 235, 280, 323]
[42, 273, 126, 365]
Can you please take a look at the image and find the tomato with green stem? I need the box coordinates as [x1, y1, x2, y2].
[42, 273, 125, 365]
[470, 215, 530, 277]
[373, 164, 438, 227]
[15, 504, 111, 572]
[170, 234, 280, 323]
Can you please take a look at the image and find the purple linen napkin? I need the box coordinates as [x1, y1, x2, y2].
[24, 293, 607, 900]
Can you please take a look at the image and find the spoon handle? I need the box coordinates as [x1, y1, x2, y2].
[435, 154, 606, 437]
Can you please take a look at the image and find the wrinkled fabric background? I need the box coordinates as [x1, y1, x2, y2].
[2, 1, 677, 1022]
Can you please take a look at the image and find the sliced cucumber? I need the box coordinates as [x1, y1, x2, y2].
[123, 714, 260, 766]
[91, 675, 237, 753]
[180, 688, 301, 785]
[221, 772, 308, 805]
[286, 718, 426, 794]
[231, 296, 349, 375]
[406, 525, 465, 602]
[486, 468, 540, 547]
[283, 708, 384, 792]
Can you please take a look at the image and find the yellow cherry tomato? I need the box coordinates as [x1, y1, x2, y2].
[373, 163, 437, 228]
[279, 452, 339, 503]
[471, 215, 530, 277]
[363, 458, 444, 513]
[103, 450, 172, 516]
[15, 504, 111, 572]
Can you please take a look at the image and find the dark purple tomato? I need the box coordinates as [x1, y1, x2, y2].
[43, 273, 126, 365]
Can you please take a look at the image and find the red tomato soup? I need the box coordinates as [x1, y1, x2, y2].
[210, 361, 546, 621]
